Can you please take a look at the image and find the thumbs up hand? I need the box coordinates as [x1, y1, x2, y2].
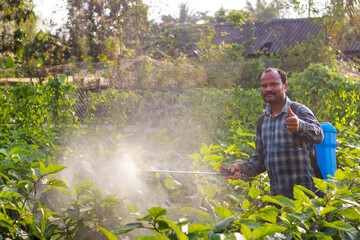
[286, 106, 299, 133]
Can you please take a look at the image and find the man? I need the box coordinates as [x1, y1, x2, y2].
[227, 68, 324, 199]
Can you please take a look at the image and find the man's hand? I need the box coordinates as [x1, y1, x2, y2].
[226, 163, 242, 180]
[286, 106, 299, 133]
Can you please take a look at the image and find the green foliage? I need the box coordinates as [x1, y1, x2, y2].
[0, 75, 76, 127]
[288, 64, 360, 126]
[1, 65, 360, 240]
[19, 30, 71, 81]
[111, 121, 360, 240]
[0, 0, 35, 54]
[149, 25, 202, 58]
[226, 10, 253, 24]
[66, 0, 150, 62]
[0, 125, 67, 238]
[282, 31, 337, 73]
[236, 54, 282, 89]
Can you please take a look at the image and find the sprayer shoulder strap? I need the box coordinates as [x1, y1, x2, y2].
[256, 103, 323, 179]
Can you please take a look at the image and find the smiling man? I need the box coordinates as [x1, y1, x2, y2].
[227, 68, 324, 199]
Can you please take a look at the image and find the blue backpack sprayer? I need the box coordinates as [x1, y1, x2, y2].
[316, 122, 337, 179]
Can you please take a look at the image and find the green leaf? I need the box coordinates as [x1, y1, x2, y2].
[241, 224, 252, 240]
[212, 216, 237, 233]
[188, 153, 202, 162]
[225, 145, 236, 153]
[239, 219, 261, 229]
[41, 164, 67, 175]
[313, 178, 328, 193]
[242, 199, 250, 210]
[97, 225, 118, 240]
[256, 206, 279, 224]
[164, 178, 175, 189]
[5, 55, 16, 69]
[203, 154, 223, 162]
[45, 179, 68, 189]
[116, 223, 143, 234]
[156, 220, 170, 232]
[175, 207, 213, 223]
[340, 230, 360, 240]
[261, 195, 294, 208]
[148, 207, 167, 218]
[320, 206, 337, 215]
[294, 185, 317, 198]
[226, 194, 244, 204]
[337, 208, 360, 220]
[9, 146, 24, 155]
[66, 208, 80, 220]
[248, 186, 261, 199]
[293, 187, 311, 203]
[301, 232, 327, 239]
[79, 180, 94, 188]
[127, 203, 138, 213]
[0, 148, 9, 156]
[261, 223, 287, 236]
[0, 191, 23, 198]
[200, 144, 211, 155]
[335, 169, 346, 181]
[158, 218, 188, 240]
[337, 196, 360, 207]
[13, 180, 28, 189]
[42, 186, 69, 195]
[214, 207, 234, 218]
[188, 223, 213, 234]
[322, 221, 357, 232]
[138, 237, 158, 240]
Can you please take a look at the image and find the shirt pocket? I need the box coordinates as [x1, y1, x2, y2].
[279, 128, 301, 148]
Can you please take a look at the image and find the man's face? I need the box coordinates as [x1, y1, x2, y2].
[260, 70, 288, 104]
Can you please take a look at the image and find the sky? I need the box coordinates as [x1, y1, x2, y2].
[33, 0, 250, 28]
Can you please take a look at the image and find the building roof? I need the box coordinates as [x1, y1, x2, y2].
[196, 18, 360, 57]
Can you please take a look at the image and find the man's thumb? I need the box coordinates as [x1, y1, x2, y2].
[287, 106, 295, 117]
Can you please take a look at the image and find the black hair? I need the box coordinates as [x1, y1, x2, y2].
[259, 68, 287, 84]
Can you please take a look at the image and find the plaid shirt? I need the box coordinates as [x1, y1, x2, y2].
[241, 97, 324, 198]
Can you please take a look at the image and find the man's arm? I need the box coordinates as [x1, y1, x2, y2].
[287, 105, 324, 144]
[227, 127, 267, 180]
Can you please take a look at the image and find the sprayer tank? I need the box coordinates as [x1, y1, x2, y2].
[316, 122, 337, 179]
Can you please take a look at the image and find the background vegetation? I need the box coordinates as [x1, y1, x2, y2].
[0, 0, 360, 239]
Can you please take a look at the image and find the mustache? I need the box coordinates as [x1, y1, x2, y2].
[264, 92, 276, 96]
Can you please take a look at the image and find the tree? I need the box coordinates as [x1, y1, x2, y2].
[0, 0, 36, 54]
[245, 0, 279, 20]
[206, 8, 253, 23]
[161, 2, 204, 24]
[66, 0, 150, 61]
[20, 30, 71, 81]
[346, 0, 360, 37]
[290, 0, 360, 48]
[207, 7, 228, 22]
[226, 10, 254, 24]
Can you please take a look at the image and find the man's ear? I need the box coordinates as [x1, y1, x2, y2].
[284, 82, 288, 91]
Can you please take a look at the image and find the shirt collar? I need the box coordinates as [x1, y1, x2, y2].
[265, 97, 292, 117]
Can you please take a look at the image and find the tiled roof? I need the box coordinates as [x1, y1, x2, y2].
[185, 18, 360, 56]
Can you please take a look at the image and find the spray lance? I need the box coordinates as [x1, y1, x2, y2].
[140, 166, 241, 177]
